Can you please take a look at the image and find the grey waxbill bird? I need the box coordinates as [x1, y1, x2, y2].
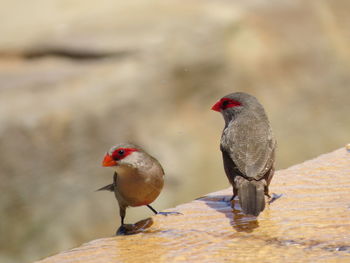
[211, 92, 276, 216]
[99, 143, 175, 235]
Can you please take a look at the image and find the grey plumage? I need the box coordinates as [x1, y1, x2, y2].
[216, 92, 276, 216]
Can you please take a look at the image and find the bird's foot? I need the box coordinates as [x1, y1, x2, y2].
[115, 224, 136, 235]
[116, 225, 128, 235]
[268, 193, 283, 204]
[222, 196, 236, 203]
[157, 211, 182, 216]
[116, 218, 154, 235]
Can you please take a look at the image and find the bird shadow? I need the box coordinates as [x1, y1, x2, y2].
[115, 211, 183, 235]
[198, 194, 259, 233]
[116, 217, 154, 236]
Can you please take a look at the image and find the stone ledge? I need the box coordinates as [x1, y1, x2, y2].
[37, 147, 350, 263]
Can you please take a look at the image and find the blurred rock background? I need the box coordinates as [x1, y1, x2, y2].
[0, 0, 349, 262]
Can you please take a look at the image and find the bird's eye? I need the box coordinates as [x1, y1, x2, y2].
[118, 149, 125, 155]
[222, 100, 229, 107]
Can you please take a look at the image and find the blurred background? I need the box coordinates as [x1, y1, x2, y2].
[0, 0, 349, 262]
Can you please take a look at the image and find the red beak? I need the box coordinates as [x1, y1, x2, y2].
[102, 154, 117, 167]
[211, 100, 221, 112]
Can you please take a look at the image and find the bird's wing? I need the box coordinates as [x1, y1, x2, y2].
[223, 114, 276, 180]
[221, 145, 246, 183]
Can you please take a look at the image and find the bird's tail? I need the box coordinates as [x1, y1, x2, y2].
[237, 179, 265, 216]
[96, 183, 114, 192]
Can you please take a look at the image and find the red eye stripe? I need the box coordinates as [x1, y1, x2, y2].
[211, 98, 241, 112]
[111, 148, 138, 161]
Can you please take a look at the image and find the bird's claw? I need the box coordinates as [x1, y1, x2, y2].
[268, 193, 283, 204]
[222, 196, 235, 203]
[115, 224, 137, 235]
[116, 225, 128, 235]
[157, 211, 182, 216]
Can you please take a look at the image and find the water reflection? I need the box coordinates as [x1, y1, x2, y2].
[231, 202, 259, 233]
[201, 195, 259, 233]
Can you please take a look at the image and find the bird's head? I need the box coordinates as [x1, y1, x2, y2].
[102, 143, 140, 167]
[211, 93, 244, 124]
[211, 92, 261, 124]
[211, 97, 242, 112]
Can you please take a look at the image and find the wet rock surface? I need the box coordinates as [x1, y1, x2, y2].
[37, 148, 350, 262]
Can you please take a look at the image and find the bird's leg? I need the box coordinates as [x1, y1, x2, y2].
[147, 204, 158, 214]
[116, 206, 127, 235]
[222, 187, 237, 203]
[231, 186, 238, 201]
[147, 205, 182, 216]
[228, 187, 238, 208]
[264, 185, 271, 198]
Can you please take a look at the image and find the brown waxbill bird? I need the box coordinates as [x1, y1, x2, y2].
[99, 143, 174, 235]
[211, 92, 276, 216]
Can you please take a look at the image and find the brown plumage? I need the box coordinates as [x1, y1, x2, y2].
[212, 92, 276, 216]
[99, 143, 165, 234]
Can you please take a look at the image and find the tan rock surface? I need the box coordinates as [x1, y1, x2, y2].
[37, 147, 350, 262]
